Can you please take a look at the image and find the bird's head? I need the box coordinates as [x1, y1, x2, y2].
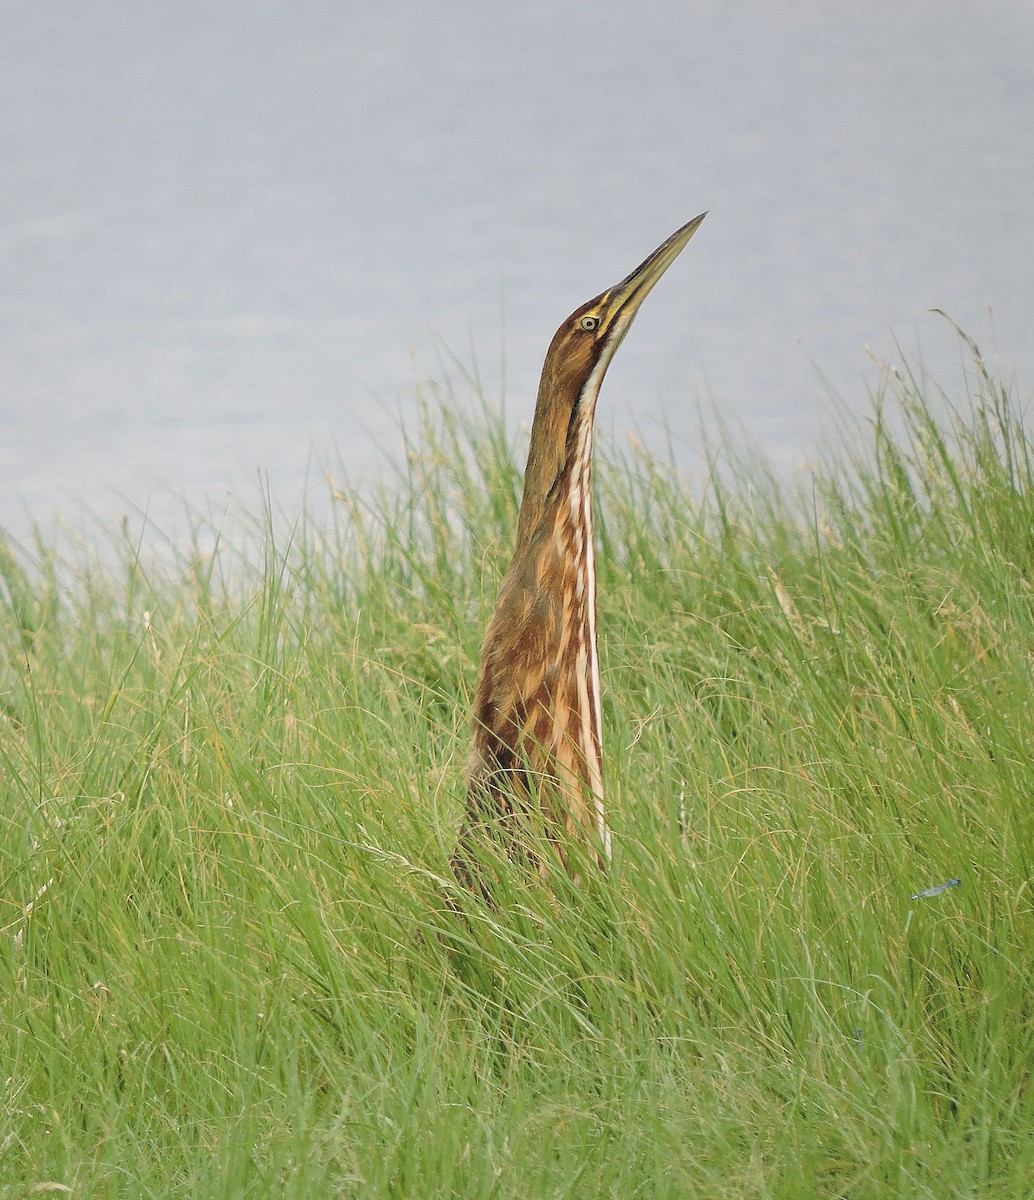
[518, 212, 706, 537]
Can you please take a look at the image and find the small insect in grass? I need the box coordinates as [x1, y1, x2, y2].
[910, 878, 961, 900]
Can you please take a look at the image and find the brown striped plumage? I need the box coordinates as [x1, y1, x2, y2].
[453, 214, 706, 890]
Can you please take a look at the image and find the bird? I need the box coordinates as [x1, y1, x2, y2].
[453, 213, 706, 892]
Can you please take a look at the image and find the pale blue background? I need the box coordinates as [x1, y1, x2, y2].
[3, 1, 1032, 534]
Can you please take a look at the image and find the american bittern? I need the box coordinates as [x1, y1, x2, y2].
[454, 214, 706, 889]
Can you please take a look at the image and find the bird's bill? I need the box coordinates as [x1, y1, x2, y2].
[608, 211, 706, 323]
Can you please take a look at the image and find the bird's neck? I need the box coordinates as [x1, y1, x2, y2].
[514, 362, 604, 554]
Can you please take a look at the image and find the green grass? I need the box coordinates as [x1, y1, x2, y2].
[1, 337, 1032, 1198]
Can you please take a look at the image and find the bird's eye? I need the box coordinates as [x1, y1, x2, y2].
[580, 315, 600, 332]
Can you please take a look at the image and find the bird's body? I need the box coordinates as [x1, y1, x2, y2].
[454, 214, 705, 889]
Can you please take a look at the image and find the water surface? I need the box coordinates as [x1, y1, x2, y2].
[3, 1, 1032, 536]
